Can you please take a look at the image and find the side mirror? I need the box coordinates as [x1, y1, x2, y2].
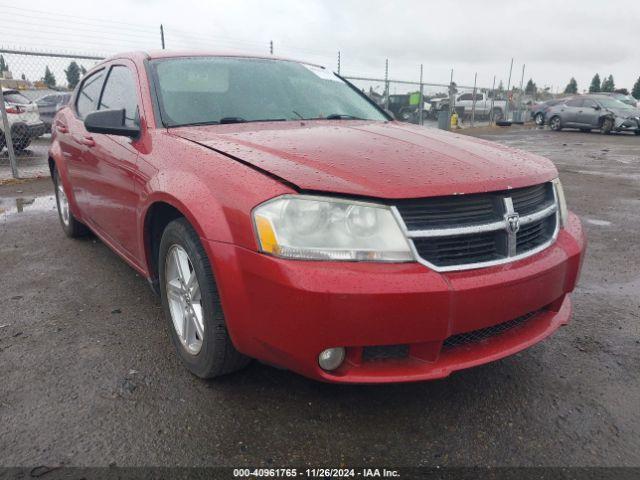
[84, 109, 140, 138]
[384, 109, 396, 120]
[593, 105, 601, 110]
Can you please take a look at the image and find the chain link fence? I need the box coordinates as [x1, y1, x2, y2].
[0, 49, 103, 181]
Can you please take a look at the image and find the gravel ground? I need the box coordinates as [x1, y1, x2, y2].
[0, 127, 638, 468]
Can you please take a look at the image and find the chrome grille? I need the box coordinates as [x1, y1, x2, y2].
[393, 182, 559, 271]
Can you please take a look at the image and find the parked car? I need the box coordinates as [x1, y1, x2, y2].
[596, 92, 638, 108]
[530, 98, 566, 126]
[49, 51, 585, 383]
[547, 95, 640, 135]
[36, 92, 71, 132]
[430, 92, 508, 121]
[1, 88, 46, 151]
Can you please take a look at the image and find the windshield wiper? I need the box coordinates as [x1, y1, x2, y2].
[220, 117, 288, 124]
[304, 114, 365, 120]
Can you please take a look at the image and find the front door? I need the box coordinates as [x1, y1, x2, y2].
[80, 62, 143, 260]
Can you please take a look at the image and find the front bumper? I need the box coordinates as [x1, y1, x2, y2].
[613, 116, 640, 131]
[206, 212, 585, 383]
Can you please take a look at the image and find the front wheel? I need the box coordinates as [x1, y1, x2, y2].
[600, 117, 614, 135]
[159, 218, 250, 379]
[549, 116, 562, 131]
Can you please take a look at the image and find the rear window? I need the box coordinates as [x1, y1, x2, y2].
[3, 91, 31, 105]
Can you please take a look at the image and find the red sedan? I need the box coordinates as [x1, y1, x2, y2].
[49, 51, 585, 383]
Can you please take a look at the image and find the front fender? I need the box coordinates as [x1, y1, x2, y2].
[48, 141, 83, 220]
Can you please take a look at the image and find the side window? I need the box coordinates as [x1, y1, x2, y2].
[582, 99, 597, 109]
[458, 93, 473, 101]
[565, 98, 583, 108]
[76, 70, 105, 118]
[98, 66, 139, 127]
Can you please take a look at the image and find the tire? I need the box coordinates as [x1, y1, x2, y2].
[492, 108, 504, 122]
[53, 167, 89, 238]
[635, 130, 640, 136]
[0, 131, 5, 151]
[13, 138, 31, 151]
[549, 116, 562, 131]
[11, 125, 30, 150]
[534, 112, 544, 126]
[159, 218, 250, 379]
[580, 128, 591, 133]
[600, 117, 613, 135]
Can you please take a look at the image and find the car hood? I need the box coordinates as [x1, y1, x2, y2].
[606, 107, 640, 117]
[172, 120, 557, 199]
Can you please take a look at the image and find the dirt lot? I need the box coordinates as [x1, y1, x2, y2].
[1, 127, 639, 468]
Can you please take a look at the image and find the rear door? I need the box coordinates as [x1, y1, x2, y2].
[559, 97, 583, 126]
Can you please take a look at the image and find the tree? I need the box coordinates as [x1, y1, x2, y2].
[525, 78, 537, 95]
[43, 66, 56, 88]
[601, 74, 615, 92]
[564, 77, 578, 94]
[0, 55, 8, 75]
[21, 73, 26, 80]
[65, 61, 81, 89]
[632, 77, 640, 100]
[589, 74, 601, 93]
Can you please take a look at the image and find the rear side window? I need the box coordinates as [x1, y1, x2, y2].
[76, 70, 105, 118]
[565, 98, 583, 107]
[582, 99, 598, 108]
[98, 66, 139, 127]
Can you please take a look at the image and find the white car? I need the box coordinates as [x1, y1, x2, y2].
[1, 88, 45, 151]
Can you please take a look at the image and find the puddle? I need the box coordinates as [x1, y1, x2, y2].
[0, 195, 58, 220]
[585, 218, 613, 227]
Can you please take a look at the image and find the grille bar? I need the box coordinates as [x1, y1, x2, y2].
[393, 182, 559, 271]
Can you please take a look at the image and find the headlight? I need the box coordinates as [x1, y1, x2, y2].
[253, 195, 414, 262]
[552, 178, 568, 227]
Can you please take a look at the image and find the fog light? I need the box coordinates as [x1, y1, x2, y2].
[318, 347, 345, 371]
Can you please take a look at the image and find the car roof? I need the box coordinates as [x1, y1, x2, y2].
[100, 50, 326, 69]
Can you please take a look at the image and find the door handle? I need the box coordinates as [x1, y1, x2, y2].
[80, 135, 95, 147]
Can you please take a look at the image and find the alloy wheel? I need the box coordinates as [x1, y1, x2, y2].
[57, 183, 70, 226]
[165, 245, 204, 355]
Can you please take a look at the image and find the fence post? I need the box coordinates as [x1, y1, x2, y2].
[337, 51, 341, 75]
[419, 64, 424, 126]
[384, 59, 389, 110]
[505, 58, 513, 121]
[489, 75, 496, 125]
[471, 72, 477, 127]
[270, 40, 273, 55]
[160, 24, 165, 49]
[0, 88, 19, 179]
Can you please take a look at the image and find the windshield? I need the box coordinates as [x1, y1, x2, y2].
[151, 57, 388, 127]
[596, 97, 634, 109]
[3, 91, 32, 105]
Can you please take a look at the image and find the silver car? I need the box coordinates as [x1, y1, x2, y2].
[547, 95, 640, 135]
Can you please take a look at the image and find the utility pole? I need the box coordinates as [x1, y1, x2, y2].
[269, 40, 273, 55]
[337, 51, 341, 75]
[489, 75, 496, 125]
[517, 63, 525, 121]
[160, 24, 165, 49]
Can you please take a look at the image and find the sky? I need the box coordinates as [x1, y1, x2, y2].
[1, 0, 639, 95]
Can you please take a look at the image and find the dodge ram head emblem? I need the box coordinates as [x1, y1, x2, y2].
[505, 213, 521, 234]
